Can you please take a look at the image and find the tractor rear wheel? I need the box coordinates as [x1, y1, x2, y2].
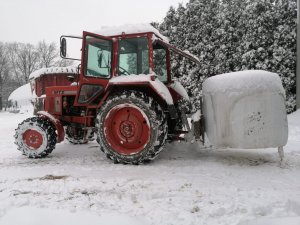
[14, 117, 57, 158]
[97, 90, 167, 164]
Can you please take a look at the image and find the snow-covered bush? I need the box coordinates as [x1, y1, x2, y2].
[158, 0, 297, 113]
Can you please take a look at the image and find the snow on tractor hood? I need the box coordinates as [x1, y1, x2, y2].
[29, 66, 78, 80]
[109, 74, 173, 105]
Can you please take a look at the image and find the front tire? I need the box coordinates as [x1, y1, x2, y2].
[14, 117, 57, 158]
[97, 91, 167, 164]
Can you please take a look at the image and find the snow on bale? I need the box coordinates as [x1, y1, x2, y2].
[203, 70, 288, 149]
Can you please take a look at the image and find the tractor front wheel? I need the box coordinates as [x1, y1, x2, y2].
[14, 117, 57, 158]
[97, 91, 167, 164]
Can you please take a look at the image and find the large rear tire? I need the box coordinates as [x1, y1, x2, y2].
[97, 91, 167, 164]
[14, 117, 57, 158]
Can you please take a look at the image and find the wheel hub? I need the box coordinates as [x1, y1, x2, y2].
[120, 121, 135, 138]
[104, 104, 150, 155]
[23, 129, 43, 150]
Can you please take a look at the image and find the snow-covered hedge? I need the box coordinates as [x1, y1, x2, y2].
[158, 0, 297, 113]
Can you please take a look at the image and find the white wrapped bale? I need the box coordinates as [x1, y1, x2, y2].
[203, 70, 288, 149]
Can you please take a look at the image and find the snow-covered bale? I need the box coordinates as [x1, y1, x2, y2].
[203, 70, 288, 149]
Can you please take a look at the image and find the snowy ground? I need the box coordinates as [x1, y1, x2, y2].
[0, 108, 300, 225]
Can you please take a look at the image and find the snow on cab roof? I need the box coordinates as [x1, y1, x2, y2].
[29, 66, 78, 80]
[94, 23, 169, 42]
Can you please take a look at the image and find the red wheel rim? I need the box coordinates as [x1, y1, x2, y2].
[104, 104, 150, 155]
[23, 129, 43, 150]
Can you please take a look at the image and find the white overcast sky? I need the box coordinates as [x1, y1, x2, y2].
[0, 0, 188, 45]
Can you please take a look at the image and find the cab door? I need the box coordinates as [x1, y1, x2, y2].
[75, 31, 115, 106]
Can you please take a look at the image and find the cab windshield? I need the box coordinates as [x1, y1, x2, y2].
[118, 37, 149, 75]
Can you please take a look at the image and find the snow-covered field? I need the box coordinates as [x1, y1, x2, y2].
[0, 108, 299, 225]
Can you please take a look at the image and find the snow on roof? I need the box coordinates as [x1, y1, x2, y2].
[203, 70, 285, 95]
[95, 23, 169, 42]
[29, 66, 78, 80]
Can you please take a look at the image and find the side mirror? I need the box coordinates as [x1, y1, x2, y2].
[59, 35, 81, 61]
[60, 38, 67, 58]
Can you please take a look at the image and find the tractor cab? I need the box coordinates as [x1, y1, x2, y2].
[60, 31, 200, 106]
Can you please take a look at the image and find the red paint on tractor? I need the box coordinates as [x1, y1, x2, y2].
[33, 73, 78, 97]
[104, 105, 150, 155]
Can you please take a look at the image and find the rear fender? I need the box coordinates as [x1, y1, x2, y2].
[37, 111, 65, 143]
[107, 74, 174, 105]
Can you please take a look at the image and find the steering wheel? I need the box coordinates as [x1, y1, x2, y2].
[118, 66, 130, 75]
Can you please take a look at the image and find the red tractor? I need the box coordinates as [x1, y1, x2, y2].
[14, 28, 202, 164]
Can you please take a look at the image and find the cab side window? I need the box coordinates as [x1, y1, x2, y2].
[153, 47, 168, 82]
[85, 36, 112, 78]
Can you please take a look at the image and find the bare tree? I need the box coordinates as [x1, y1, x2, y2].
[7, 43, 21, 85]
[0, 42, 10, 110]
[8, 43, 39, 84]
[6, 40, 74, 88]
[37, 40, 74, 68]
[55, 58, 74, 67]
[17, 43, 40, 83]
[37, 40, 58, 68]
